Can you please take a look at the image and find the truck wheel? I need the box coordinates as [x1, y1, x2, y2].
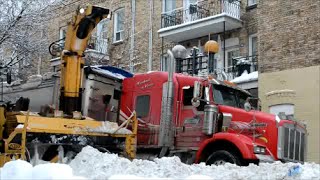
[206, 150, 241, 166]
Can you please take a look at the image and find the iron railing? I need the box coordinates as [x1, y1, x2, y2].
[228, 55, 258, 78]
[175, 48, 257, 81]
[87, 36, 108, 54]
[161, 0, 241, 28]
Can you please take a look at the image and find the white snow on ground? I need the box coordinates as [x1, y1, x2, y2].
[1, 146, 319, 180]
[69, 146, 319, 180]
[231, 71, 258, 84]
[0, 160, 84, 179]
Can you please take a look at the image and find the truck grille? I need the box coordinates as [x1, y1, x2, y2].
[278, 124, 306, 162]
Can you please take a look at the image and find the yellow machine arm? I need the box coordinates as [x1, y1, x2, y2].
[60, 6, 111, 115]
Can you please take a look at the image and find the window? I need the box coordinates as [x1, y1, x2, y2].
[226, 49, 240, 73]
[183, 87, 194, 106]
[113, 8, 124, 42]
[163, 0, 176, 13]
[249, 34, 257, 70]
[270, 104, 295, 120]
[95, 19, 109, 54]
[213, 85, 250, 108]
[248, 0, 257, 6]
[160, 54, 169, 71]
[136, 95, 150, 118]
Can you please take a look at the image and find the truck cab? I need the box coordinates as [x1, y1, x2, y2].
[121, 71, 307, 165]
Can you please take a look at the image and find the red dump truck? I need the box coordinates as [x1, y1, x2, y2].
[120, 71, 307, 165]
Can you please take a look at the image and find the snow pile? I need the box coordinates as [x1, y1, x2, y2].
[1, 146, 319, 180]
[69, 146, 320, 180]
[89, 121, 132, 134]
[231, 70, 258, 84]
[0, 160, 85, 180]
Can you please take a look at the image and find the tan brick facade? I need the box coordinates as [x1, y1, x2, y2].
[46, 0, 259, 74]
[258, 0, 320, 73]
[258, 0, 320, 163]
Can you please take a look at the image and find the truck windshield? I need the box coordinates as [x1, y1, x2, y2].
[213, 85, 250, 109]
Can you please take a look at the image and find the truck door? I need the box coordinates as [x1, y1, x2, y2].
[175, 86, 206, 149]
[134, 94, 153, 145]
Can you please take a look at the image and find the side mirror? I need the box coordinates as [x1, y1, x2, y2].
[244, 102, 251, 112]
[192, 81, 202, 108]
[193, 81, 202, 99]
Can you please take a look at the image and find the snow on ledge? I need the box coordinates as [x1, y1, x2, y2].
[231, 71, 258, 84]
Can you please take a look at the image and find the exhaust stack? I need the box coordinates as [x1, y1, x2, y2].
[159, 45, 186, 157]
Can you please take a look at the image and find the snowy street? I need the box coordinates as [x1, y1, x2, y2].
[1, 146, 319, 180]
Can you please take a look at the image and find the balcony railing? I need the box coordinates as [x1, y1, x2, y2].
[87, 36, 108, 54]
[175, 50, 257, 81]
[161, 0, 241, 28]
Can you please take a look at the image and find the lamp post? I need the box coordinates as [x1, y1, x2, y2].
[204, 40, 219, 74]
[172, 44, 187, 73]
[159, 45, 187, 157]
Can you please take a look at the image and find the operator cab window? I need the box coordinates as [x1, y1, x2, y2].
[183, 87, 194, 106]
[213, 85, 237, 107]
[213, 85, 250, 109]
[135, 95, 150, 118]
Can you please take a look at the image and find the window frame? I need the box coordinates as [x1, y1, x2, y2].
[247, 0, 257, 7]
[95, 19, 109, 54]
[249, 34, 257, 71]
[113, 8, 125, 43]
[162, 0, 176, 13]
[269, 104, 295, 120]
[225, 48, 240, 73]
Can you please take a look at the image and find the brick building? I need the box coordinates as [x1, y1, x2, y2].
[258, 0, 320, 163]
[45, 0, 320, 163]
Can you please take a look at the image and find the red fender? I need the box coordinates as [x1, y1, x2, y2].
[195, 133, 257, 163]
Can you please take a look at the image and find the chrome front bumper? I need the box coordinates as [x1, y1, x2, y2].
[255, 154, 275, 163]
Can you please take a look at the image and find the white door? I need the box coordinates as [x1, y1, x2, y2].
[183, 0, 198, 22]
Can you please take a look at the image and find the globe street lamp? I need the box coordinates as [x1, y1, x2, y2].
[204, 40, 219, 73]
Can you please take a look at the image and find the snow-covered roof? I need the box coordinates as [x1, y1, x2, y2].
[231, 71, 258, 84]
[85, 65, 133, 80]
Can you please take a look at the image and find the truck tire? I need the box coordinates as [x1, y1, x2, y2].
[206, 150, 241, 166]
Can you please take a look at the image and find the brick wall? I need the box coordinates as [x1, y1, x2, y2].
[44, 0, 260, 74]
[258, 0, 320, 73]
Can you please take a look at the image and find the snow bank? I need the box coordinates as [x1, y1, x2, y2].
[231, 71, 258, 84]
[89, 121, 132, 134]
[1, 146, 319, 180]
[0, 160, 85, 180]
[69, 146, 320, 180]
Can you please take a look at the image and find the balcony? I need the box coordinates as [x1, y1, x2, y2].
[86, 36, 109, 63]
[158, 0, 242, 42]
[49, 36, 109, 70]
[175, 52, 258, 83]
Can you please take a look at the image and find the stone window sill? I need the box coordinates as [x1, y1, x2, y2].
[246, 4, 257, 11]
[112, 40, 124, 45]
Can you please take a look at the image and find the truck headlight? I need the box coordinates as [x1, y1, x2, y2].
[254, 146, 266, 154]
